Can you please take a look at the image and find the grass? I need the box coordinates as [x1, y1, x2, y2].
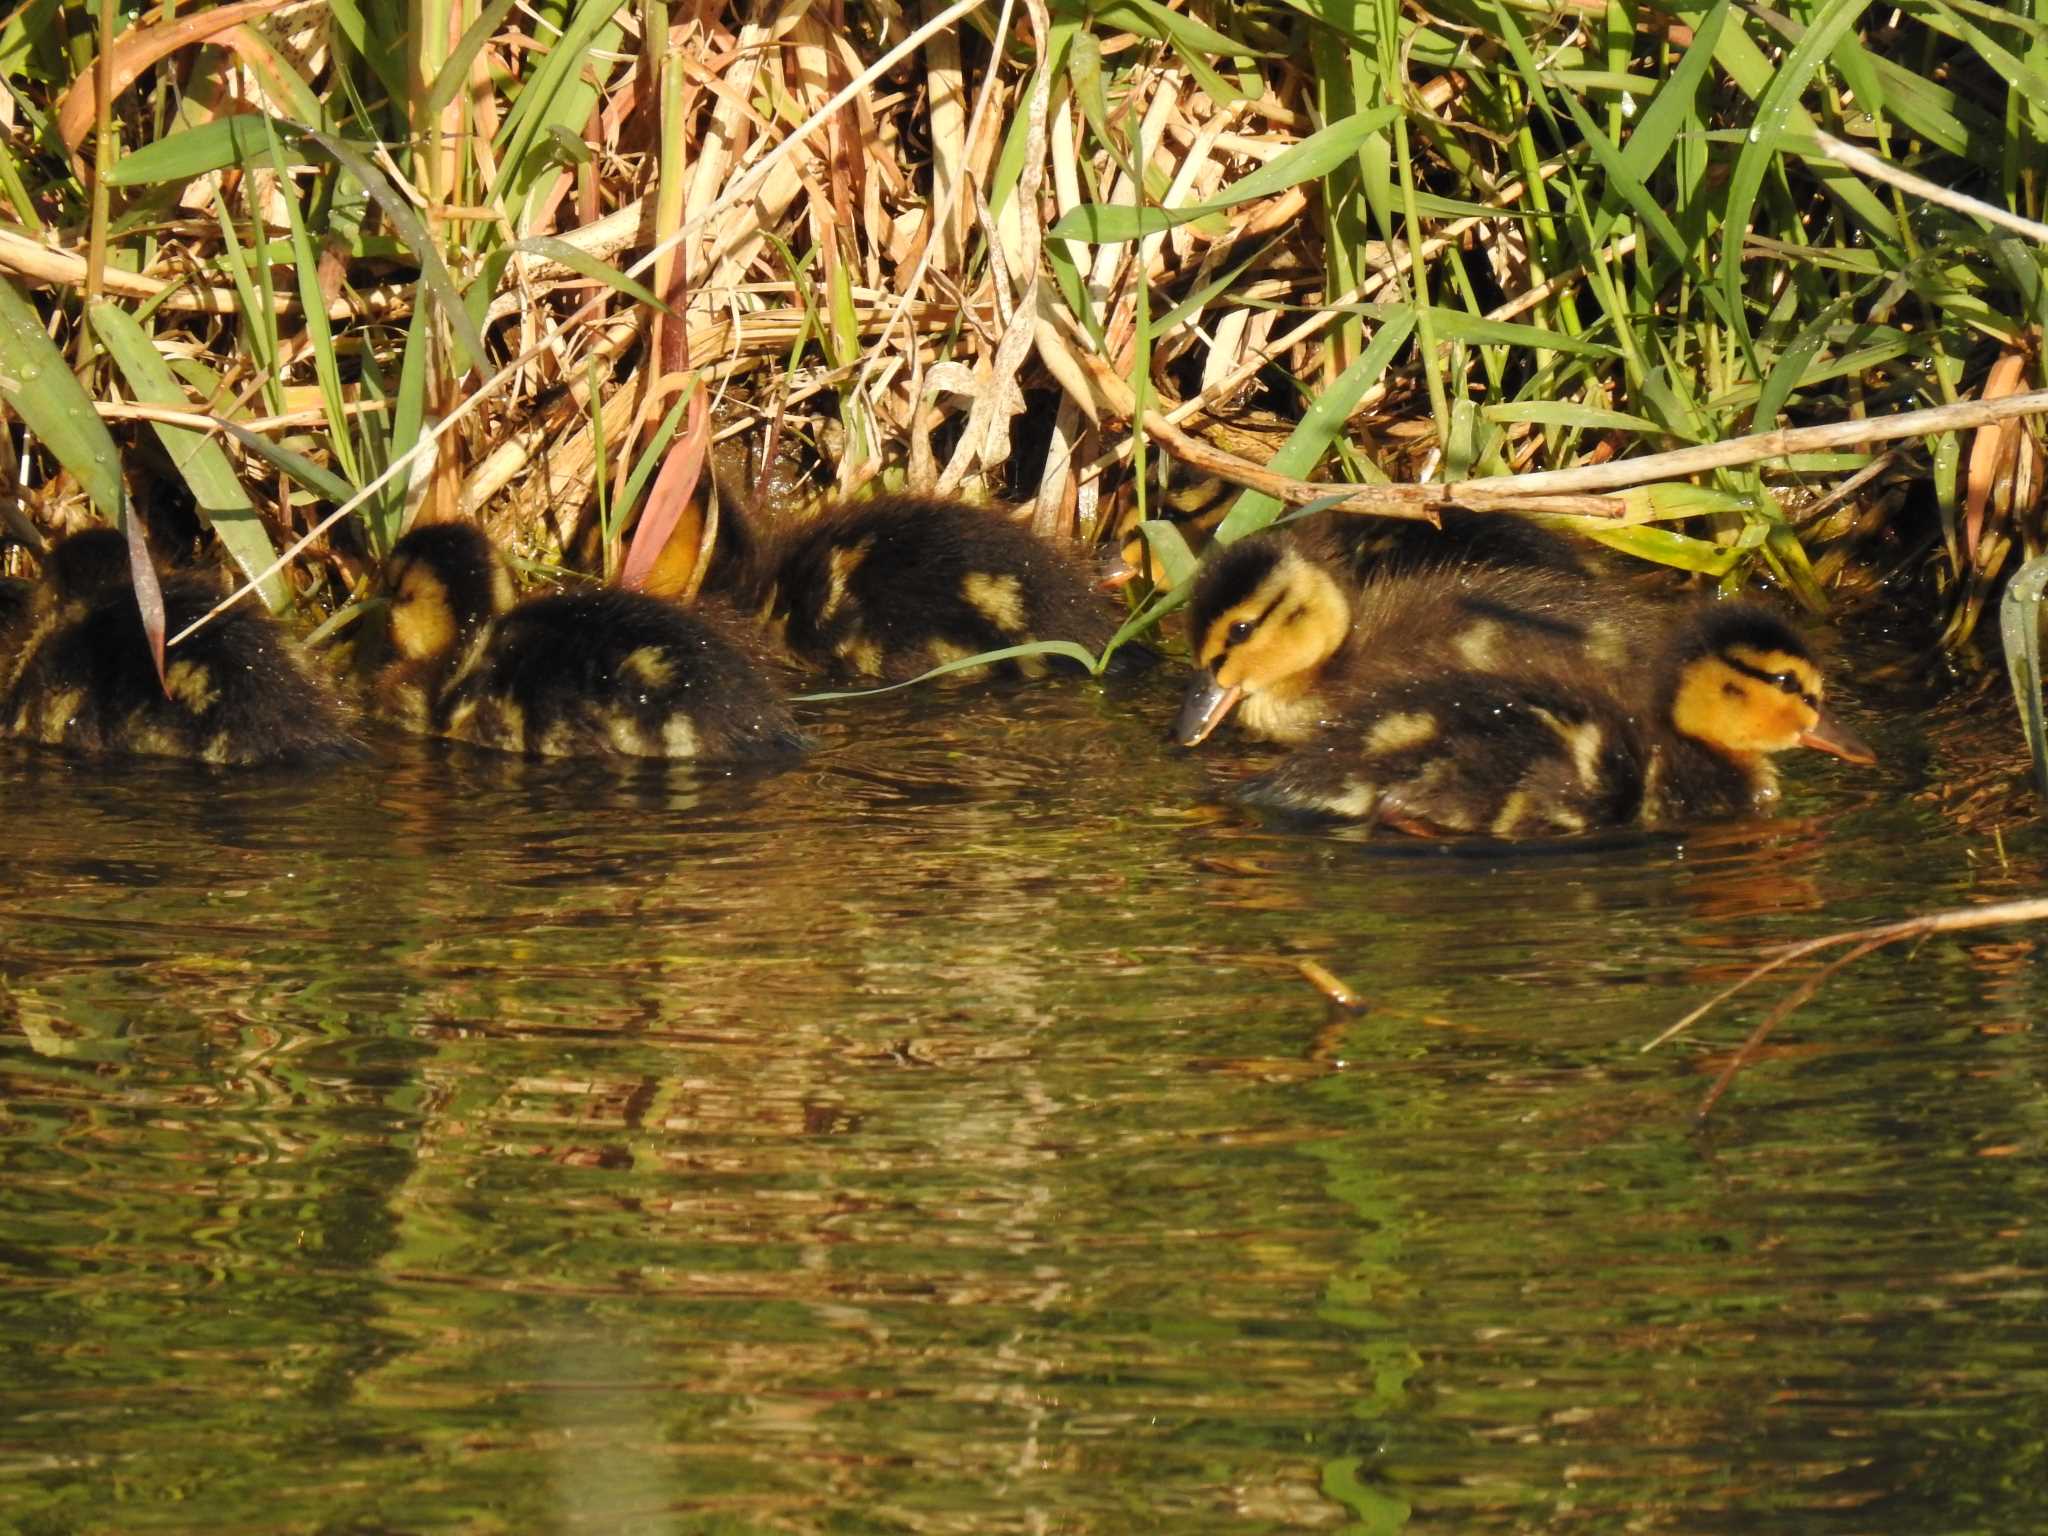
[0, 0, 2046, 768]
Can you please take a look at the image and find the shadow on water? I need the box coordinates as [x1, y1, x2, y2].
[1, 655, 2045, 1533]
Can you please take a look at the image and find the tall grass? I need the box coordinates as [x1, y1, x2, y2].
[0, 0, 2044, 735]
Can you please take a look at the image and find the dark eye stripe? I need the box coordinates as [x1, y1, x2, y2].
[1219, 589, 1288, 652]
[1724, 653, 1816, 706]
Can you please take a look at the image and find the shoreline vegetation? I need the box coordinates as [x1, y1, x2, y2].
[0, 0, 2045, 763]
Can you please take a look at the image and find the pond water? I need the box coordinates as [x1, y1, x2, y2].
[1, 655, 2044, 1534]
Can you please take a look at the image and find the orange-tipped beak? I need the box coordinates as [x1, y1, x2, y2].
[1174, 673, 1242, 746]
[1095, 551, 1140, 592]
[1799, 706, 1876, 766]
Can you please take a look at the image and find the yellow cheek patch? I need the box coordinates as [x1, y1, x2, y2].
[390, 566, 457, 663]
[962, 571, 1028, 634]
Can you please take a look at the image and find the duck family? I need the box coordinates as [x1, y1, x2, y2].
[0, 483, 1875, 839]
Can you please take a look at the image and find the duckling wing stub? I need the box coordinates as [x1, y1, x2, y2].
[765, 498, 1121, 682]
[1240, 675, 1650, 837]
[434, 590, 806, 761]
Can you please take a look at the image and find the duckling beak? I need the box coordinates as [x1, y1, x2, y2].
[1174, 672, 1242, 746]
[1095, 551, 1141, 592]
[1799, 706, 1877, 766]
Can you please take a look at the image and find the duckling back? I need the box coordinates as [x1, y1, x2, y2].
[0, 529, 358, 766]
[376, 521, 806, 761]
[1179, 533, 1652, 747]
[1240, 667, 1652, 837]
[728, 495, 1123, 682]
[1240, 599, 1872, 836]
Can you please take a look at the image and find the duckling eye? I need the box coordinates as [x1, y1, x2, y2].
[1227, 620, 1254, 644]
[1767, 671, 1806, 698]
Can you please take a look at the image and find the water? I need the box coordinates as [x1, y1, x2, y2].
[2, 662, 2044, 1534]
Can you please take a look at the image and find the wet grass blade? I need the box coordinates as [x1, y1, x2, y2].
[2000, 551, 2048, 805]
[90, 302, 289, 612]
[791, 640, 1109, 700]
[0, 275, 122, 519]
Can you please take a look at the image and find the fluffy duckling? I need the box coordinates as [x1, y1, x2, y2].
[0, 527, 358, 765]
[1240, 602, 1875, 836]
[375, 521, 806, 760]
[1175, 534, 1651, 747]
[701, 493, 1126, 683]
[1099, 476, 1602, 593]
[1098, 473, 1233, 591]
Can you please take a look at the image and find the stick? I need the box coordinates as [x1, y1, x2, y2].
[1645, 896, 2048, 1055]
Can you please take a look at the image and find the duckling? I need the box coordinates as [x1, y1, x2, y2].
[1175, 533, 1655, 747]
[0, 527, 358, 766]
[1098, 473, 1233, 591]
[698, 493, 1127, 683]
[1098, 471, 1603, 594]
[375, 521, 806, 760]
[1239, 602, 1875, 836]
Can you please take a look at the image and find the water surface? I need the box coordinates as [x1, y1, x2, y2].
[2, 663, 2043, 1533]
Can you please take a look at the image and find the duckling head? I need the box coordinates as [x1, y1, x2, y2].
[1665, 604, 1875, 768]
[41, 527, 135, 604]
[1098, 475, 1231, 592]
[383, 522, 516, 664]
[1175, 538, 1350, 745]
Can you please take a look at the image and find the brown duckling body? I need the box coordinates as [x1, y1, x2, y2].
[1175, 534, 1654, 748]
[1240, 602, 1875, 836]
[376, 521, 805, 760]
[1100, 472, 1606, 593]
[707, 494, 1125, 683]
[0, 528, 358, 766]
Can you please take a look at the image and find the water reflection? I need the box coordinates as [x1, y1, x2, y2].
[1, 673, 2044, 1532]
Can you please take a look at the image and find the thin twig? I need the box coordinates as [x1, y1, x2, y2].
[1471, 390, 2048, 500]
[1645, 896, 2048, 1055]
[1814, 130, 2048, 247]
[1693, 936, 1888, 1119]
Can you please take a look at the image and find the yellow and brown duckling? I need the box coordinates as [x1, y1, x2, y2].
[701, 493, 1128, 683]
[1238, 602, 1875, 837]
[374, 520, 806, 760]
[1099, 471, 1605, 594]
[0, 527, 358, 766]
[1175, 533, 1653, 748]
[1098, 473, 1235, 591]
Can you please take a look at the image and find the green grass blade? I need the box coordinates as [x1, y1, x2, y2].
[1214, 311, 1417, 543]
[792, 640, 1108, 699]
[89, 302, 288, 612]
[1049, 106, 1399, 242]
[2001, 551, 2048, 805]
[0, 275, 122, 519]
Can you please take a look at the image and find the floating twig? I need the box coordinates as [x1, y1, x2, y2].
[1646, 897, 2048, 1117]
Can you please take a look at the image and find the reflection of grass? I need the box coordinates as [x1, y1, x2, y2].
[2, 0, 2045, 723]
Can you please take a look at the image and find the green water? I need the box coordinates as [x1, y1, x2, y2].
[2, 667, 2044, 1534]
